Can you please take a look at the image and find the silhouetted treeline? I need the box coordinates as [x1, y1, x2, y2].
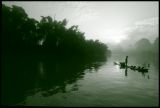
[2, 4, 110, 60]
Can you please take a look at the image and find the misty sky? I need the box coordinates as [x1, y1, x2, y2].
[2, 1, 159, 45]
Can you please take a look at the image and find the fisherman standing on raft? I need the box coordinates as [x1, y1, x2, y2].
[125, 56, 128, 67]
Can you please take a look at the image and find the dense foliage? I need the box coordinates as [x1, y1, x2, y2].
[2, 4, 110, 60]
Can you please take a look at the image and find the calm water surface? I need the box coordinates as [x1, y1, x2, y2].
[2, 53, 159, 106]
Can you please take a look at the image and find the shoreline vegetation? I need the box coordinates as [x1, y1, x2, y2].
[2, 4, 110, 105]
[2, 4, 111, 61]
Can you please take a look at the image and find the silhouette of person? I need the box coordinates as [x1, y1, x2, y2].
[125, 56, 128, 67]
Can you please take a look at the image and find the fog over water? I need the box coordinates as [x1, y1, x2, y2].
[1, 1, 159, 107]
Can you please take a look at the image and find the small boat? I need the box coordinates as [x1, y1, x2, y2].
[114, 62, 149, 72]
[113, 62, 119, 65]
[129, 66, 148, 72]
[119, 62, 126, 67]
[137, 67, 148, 72]
[114, 61, 126, 69]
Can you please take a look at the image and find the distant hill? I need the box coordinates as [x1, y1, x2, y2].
[152, 37, 159, 53]
[110, 37, 159, 55]
[135, 38, 152, 52]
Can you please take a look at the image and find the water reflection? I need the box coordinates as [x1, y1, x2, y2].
[125, 67, 128, 77]
[1, 55, 106, 105]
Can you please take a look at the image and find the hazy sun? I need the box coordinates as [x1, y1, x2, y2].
[102, 28, 127, 44]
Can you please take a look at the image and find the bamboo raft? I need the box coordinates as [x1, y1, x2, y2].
[114, 62, 149, 72]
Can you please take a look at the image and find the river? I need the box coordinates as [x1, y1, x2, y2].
[1, 53, 159, 106]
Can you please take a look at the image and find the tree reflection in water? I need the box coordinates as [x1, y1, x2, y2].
[1, 55, 106, 105]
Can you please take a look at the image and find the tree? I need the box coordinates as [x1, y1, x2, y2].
[2, 4, 110, 60]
